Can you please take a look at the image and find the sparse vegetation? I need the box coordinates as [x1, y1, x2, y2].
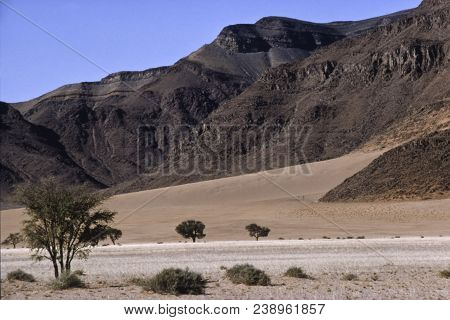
[342, 273, 358, 281]
[226, 264, 271, 286]
[16, 179, 122, 278]
[175, 220, 206, 243]
[245, 224, 270, 241]
[439, 268, 450, 279]
[137, 268, 206, 295]
[129, 276, 151, 287]
[284, 267, 312, 279]
[2, 232, 23, 248]
[7, 269, 35, 282]
[72, 270, 86, 276]
[50, 272, 85, 289]
[357, 236, 365, 239]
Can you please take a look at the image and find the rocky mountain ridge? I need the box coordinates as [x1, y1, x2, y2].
[1, 0, 448, 201]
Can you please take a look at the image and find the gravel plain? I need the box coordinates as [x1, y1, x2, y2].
[2, 237, 449, 299]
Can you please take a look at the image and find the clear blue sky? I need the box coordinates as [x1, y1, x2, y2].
[1, 0, 421, 102]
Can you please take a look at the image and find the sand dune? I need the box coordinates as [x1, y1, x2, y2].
[2, 151, 450, 243]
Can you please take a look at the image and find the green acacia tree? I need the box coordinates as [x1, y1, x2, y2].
[1, 232, 23, 248]
[175, 220, 205, 243]
[16, 179, 122, 278]
[245, 224, 270, 241]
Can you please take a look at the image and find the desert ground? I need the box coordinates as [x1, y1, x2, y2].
[1, 238, 449, 299]
[1, 151, 449, 299]
[2, 151, 450, 243]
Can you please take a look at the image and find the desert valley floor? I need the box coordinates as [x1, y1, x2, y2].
[1, 238, 449, 299]
[1, 151, 449, 299]
[2, 151, 450, 242]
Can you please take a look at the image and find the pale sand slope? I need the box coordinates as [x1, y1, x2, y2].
[1, 238, 449, 299]
[1, 151, 450, 243]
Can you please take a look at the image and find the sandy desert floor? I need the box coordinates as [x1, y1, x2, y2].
[1, 151, 449, 299]
[2, 151, 450, 243]
[1, 238, 449, 299]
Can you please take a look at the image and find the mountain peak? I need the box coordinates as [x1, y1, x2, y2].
[420, 0, 449, 7]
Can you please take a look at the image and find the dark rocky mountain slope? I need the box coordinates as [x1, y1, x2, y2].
[113, 0, 449, 194]
[0, 102, 103, 197]
[321, 129, 450, 202]
[1, 9, 411, 193]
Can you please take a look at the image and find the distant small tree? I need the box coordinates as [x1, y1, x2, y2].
[2, 232, 23, 248]
[175, 220, 205, 243]
[245, 224, 270, 241]
[16, 179, 122, 278]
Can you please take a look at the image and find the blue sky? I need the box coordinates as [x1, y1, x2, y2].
[1, 0, 421, 102]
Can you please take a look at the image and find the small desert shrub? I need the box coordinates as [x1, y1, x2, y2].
[7, 269, 35, 282]
[439, 268, 450, 279]
[356, 236, 365, 239]
[51, 272, 85, 290]
[284, 267, 312, 279]
[342, 273, 358, 281]
[72, 269, 86, 276]
[370, 273, 379, 281]
[140, 268, 206, 295]
[219, 266, 228, 271]
[226, 264, 271, 286]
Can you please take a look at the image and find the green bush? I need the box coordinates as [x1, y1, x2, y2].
[342, 273, 358, 281]
[284, 267, 312, 279]
[139, 268, 206, 295]
[226, 264, 271, 286]
[51, 272, 85, 289]
[439, 268, 450, 279]
[7, 269, 35, 282]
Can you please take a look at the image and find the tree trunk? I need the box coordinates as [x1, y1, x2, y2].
[256, 236, 259, 241]
[65, 259, 71, 273]
[192, 237, 196, 243]
[52, 259, 59, 278]
[59, 253, 65, 274]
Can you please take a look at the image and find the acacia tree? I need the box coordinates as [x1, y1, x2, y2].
[175, 220, 205, 243]
[245, 224, 270, 241]
[2, 232, 23, 248]
[16, 179, 122, 278]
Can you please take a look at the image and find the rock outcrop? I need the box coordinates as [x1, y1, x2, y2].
[321, 129, 450, 201]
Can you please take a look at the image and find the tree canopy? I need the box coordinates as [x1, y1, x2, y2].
[245, 223, 270, 241]
[16, 179, 122, 278]
[175, 220, 205, 242]
[1, 232, 23, 248]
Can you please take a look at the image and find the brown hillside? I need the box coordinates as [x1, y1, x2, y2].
[321, 130, 450, 202]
